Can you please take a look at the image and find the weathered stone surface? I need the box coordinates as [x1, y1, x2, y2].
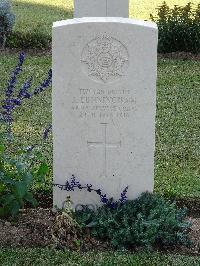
[74, 0, 129, 18]
[53, 17, 158, 210]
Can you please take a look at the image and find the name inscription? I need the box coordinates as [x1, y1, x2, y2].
[71, 88, 136, 119]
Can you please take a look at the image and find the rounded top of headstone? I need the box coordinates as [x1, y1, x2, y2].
[53, 17, 157, 30]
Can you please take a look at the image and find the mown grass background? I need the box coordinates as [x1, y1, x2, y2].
[0, 54, 199, 199]
[1, 248, 200, 266]
[9, 0, 200, 48]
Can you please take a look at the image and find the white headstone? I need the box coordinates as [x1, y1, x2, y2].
[74, 0, 129, 18]
[53, 17, 158, 210]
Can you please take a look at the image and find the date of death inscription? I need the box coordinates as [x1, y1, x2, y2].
[71, 88, 136, 119]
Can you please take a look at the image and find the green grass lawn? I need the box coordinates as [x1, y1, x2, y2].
[10, 0, 200, 48]
[0, 53, 199, 199]
[0, 248, 200, 266]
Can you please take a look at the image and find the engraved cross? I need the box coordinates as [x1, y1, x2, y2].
[87, 123, 121, 178]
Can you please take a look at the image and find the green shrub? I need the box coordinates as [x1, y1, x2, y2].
[0, 135, 49, 217]
[0, 0, 15, 48]
[6, 30, 51, 49]
[75, 192, 191, 249]
[151, 2, 200, 53]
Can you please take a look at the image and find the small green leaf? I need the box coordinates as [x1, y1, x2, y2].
[13, 182, 27, 199]
[0, 174, 15, 185]
[22, 172, 33, 186]
[24, 192, 38, 207]
[86, 221, 97, 228]
[16, 162, 26, 172]
[1, 193, 15, 206]
[34, 151, 43, 160]
[0, 183, 5, 194]
[37, 162, 48, 176]
[9, 200, 21, 217]
[0, 144, 4, 153]
[0, 207, 7, 217]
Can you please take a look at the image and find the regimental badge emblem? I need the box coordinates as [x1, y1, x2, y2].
[81, 35, 129, 83]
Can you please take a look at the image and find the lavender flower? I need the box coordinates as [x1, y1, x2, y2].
[18, 77, 32, 99]
[86, 184, 93, 192]
[96, 189, 102, 195]
[65, 180, 74, 191]
[1, 53, 52, 132]
[53, 175, 128, 209]
[43, 124, 52, 140]
[33, 69, 52, 95]
[107, 200, 117, 209]
[71, 174, 81, 188]
[100, 194, 109, 204]
[2, 52, 25, 124]
[62, 175, 81, 191]
[119, 186, 128, 204]
[5, 52, 25, 98]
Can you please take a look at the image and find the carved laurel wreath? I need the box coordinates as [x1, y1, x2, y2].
[81, 35, 129, 83]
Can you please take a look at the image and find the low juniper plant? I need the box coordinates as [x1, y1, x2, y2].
[75, 192, 191, 249]
[54, 176, 191, 249]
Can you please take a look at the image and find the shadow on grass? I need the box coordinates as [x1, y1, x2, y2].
[7, 1, 73, 49]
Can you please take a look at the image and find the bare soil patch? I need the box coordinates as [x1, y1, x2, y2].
[0, 208, 109, 252]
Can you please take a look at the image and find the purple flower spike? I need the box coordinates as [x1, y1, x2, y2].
[53, 176, 129, 209]
[100, 194, 109, 204]
[33, 69, 52, 95]
[19, 52, 25, 64]
[86, 184, 93, 192]
[1, 53, 52, 134]
[43, 124, 52, 140]
[119, 186, 128, 204]
[71, 175, 81, 188]
[18, 77, 32, 99]
[6, 52, 25, 98]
